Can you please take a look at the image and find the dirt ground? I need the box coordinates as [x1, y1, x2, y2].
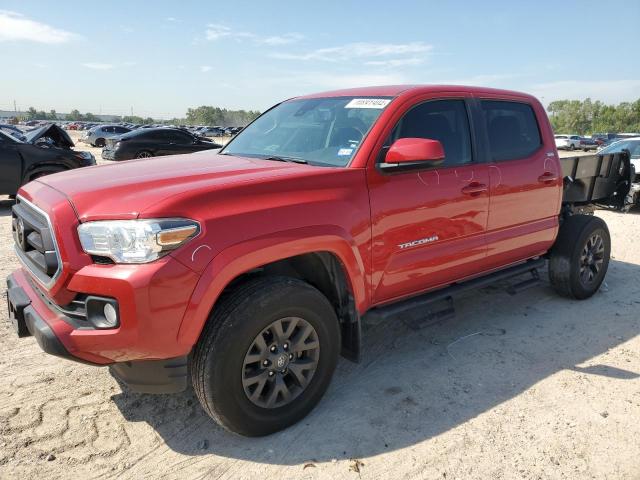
[0, 137, 638, 479]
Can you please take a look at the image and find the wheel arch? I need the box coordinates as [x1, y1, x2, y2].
[177, 233, 368, 362]
[22, 162, 70, 183]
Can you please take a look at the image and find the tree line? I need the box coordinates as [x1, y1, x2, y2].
[22, 98, 639, 133]
[547, 98, 640, 135]
[182, 106, 261, 127]
[21, 105, 261, 127]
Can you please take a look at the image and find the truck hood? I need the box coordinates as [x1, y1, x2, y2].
[35, 153, 317, 221]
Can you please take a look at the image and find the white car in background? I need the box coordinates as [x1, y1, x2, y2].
[554, 134, 582, 150]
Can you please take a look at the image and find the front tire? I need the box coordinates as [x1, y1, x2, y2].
[94, 138, 106, 147]
[549, 215, 610, 299]
[191, 276, 340, 436]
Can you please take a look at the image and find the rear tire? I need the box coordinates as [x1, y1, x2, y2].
[548, 215, 610, 299]
[569, 143, 576, 151]
[191, 276, 340, 436]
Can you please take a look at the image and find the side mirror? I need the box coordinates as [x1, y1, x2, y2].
[380, 138, 445, 171]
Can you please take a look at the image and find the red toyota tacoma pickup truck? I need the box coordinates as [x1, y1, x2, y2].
[6, 85, 633, 436]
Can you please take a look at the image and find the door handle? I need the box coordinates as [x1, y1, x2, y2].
[461, 183, 488, 196]
[538, 172, 558, 183]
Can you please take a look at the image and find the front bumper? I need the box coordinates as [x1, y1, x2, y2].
[7, 253, 200, 364]
[101, 148, 127, 161]
[6, 268, 194, 393]
[6, 273, 90, 363]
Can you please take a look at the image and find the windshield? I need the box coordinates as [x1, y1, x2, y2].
[221, 96, 392, 166]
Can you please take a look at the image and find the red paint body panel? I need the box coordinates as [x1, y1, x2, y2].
[11, 85, 563, 364]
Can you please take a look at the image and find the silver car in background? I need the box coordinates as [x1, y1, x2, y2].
[82, 125, 131, 147]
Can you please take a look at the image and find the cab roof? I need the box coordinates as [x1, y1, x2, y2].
[296, 84, 537, 101]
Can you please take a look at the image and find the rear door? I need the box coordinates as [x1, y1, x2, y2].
[368, 96, 490, 304]
[150, 130, 175, 155]
[163, 130, 200, 154]
[478, 98, 561, 268]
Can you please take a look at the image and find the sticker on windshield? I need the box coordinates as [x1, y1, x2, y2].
[338, 148, 354, 156]
[345, 98, 391, 109]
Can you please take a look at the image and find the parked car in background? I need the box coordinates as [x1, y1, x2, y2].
[82, 125, 131, 147]
[554, 134, 582, 150]
[198, 126, 226, 137]
[101, 127, 222, 160]
[579, 137, 598, 151]
[615, 133, 640, 139]
[0, 124, 95, 196]
[598, 138, 640, 181]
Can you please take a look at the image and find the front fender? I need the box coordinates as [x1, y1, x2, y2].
[175, 225, 368, 349]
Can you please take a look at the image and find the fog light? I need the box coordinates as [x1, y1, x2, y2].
[103, 303, 118, 327]
[85, 296, 120, 329]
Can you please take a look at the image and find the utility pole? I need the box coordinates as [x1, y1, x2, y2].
[13, 100, 17, 113]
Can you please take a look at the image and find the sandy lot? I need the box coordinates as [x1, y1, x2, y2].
[0, 139, 638, 479]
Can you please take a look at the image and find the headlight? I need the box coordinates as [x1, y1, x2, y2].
[78, 219, 200, 264]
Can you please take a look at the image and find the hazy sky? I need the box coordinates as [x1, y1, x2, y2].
[1, 0, 639, 118]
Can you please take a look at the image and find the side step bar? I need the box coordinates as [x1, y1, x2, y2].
[365, 258, 546, 326]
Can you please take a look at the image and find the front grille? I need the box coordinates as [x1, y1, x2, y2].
[12, 197, 62, 287]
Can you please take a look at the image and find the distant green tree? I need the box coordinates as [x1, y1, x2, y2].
[548, 98, 640, 134]
[67, 109, 83, 121]
[185, 106, 260, 126]
[122, 115, 145, 124]
[26, 107, 38, 120]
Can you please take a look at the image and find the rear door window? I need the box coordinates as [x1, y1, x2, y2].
[168, 131, 194, 144]
[481, 100, 542, 161]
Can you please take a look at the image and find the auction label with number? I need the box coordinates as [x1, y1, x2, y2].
[345, 98, 391, 109]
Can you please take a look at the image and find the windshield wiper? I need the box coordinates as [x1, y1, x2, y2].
[263, 155, 308, 164]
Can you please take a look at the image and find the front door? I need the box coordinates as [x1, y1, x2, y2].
[368, 98, 489, 304]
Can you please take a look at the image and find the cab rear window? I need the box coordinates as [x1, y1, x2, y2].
[481, 100, 542, 161]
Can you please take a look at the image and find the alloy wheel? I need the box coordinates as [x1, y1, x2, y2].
[242, 317, 320, 409]
[579, 233, 605, 285]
